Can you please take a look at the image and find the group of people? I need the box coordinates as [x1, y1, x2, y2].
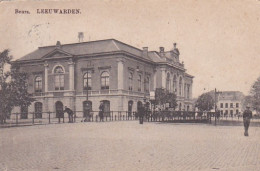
[62, 103, 253, 136]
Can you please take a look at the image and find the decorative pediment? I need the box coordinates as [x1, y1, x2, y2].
[42, 49, 73, 59]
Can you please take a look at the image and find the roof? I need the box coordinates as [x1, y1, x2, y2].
[15, 38, 193, 77]
[218, 91, 244, 101]
[16, 39, 153, 62]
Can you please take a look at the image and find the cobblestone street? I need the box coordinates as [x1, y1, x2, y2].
[0, 121, 260, 171]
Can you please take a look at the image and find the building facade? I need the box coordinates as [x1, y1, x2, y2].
[13, 39, 193, 117]
[217, 91, 244, 117]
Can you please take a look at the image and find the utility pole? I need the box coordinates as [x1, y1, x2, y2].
[215, 88, 217, 125]
[214, 88, 222, 126]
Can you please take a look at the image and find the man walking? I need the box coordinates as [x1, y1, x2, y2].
[243, 105, 252, 136]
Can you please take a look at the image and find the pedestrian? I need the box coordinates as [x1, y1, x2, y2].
[99, 102, 104, 122]
[64, 106, 74, 123]
[243, 105, 252, 136]
[139, 104, 145, 124]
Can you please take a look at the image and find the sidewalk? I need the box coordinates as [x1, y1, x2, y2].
[0, 121, 260, 171]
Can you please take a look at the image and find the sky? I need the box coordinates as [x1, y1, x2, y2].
[0, 0, 260, 98]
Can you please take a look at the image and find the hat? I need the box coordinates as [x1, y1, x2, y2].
[246, 105, 250, 108]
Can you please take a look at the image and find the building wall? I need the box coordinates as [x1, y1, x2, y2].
[123, 57, 155, 92]
[19, 63, 45, 94]
[218, 100, 242, 116]
[14, 45, 193, 114]
[75, 56, 118, 92]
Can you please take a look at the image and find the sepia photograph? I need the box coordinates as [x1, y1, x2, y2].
[0, 0, 260, 170]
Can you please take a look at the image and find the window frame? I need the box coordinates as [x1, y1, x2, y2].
[101, 71, 110, 90]
[138, 74, 142, 92]
[35, 76, 42, 92]
[54, 66, 65, 91]
[83, 71, 92, 90]
[129, 72, 133, 91]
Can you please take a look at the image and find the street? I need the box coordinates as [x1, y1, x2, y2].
[0, 121, 260, 171]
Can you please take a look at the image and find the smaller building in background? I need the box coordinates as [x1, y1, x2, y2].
[217, 91, 244, 117]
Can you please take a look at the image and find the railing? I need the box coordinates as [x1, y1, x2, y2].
[146, 111, 212, 123]
[0, 111, 139, 127]
[2, 110, 238, 128]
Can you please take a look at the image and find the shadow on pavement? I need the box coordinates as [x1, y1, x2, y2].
[211, 120, 260, 127]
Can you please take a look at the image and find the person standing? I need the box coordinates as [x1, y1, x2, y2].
[243, 106, 253, 136]
[139, 104, 145, 124]
[99, 102, 104, 122]
[64, 106, 74, 123]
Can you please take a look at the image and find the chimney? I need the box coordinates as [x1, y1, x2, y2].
[142, 47, 148, 57]
[159, 47, 165, 56]
[173, 43, 177, 49]
[78, 32, 84, 42]
[56, 41, 61, 48]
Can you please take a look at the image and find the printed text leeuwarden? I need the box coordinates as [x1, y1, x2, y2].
[37, 9, 81, 14]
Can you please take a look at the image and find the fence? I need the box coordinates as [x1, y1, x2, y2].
[0, 111, 139, 127]
[0, 110, 214, 127]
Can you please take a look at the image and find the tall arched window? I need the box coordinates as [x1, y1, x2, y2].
[138, 74, 142, 92]
[166, 73, 170, 91]
[35, 76, 42, 92]
[184, 83, 187, 98]
[54, 66, 64, 90]
[187, 84, 190, 99]
[83, 71, 92, 90]
[101, 71, 109, 89]
[179, 77, 182, 96]
[129, 72, 133, 91]
[173, 75, 177, 94]
[145, 76, 150, 92]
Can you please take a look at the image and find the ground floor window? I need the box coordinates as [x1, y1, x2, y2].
[55, 101, 64, 118]
[137, 101, 143, 115]
[128, 101, 133, 115]
[20, 105, 28, 119]
[101, 100, 110, 117]
[35, 102, 43, 118]
[230, 110, 233, 117]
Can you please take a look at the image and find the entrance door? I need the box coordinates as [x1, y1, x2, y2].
[35, 102, 43, 118]
[55, 101, 64, 118]
[83, 101, 92, 117]
[102, 100, 110, 117]
[137, 101, 143, 114]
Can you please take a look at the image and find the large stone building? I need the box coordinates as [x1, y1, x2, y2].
[217, 91, 244, 117]
[13, 39, 193, 117]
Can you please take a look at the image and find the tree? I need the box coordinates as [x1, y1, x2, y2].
[0, 49, 34, 124]
[250, 76, 260, 113]
[155, 88, 177, 110]
[195, 92, 214, 112]
[242, 95, 253, 111]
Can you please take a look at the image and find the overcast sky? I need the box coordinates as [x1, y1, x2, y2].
[0, 0, 259, 98]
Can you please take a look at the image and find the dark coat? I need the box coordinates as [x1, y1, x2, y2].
[99, 104, 104, 117]
[243, 109, 252, 119]
[64, 108, 73, 115]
